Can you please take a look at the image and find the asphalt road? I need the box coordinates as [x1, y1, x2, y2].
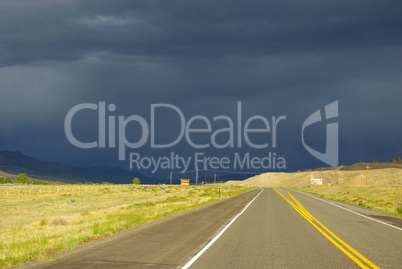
[32, 188, 402, 269]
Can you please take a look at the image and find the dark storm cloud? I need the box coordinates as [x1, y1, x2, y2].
[0, 0, 401, 175]
[1, 0, 401, 66]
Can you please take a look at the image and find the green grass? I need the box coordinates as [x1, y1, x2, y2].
[294, 185, 402, 217]
[0, 184, 254, 268]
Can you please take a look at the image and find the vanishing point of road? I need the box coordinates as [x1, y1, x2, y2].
[32, 188, 402, 269]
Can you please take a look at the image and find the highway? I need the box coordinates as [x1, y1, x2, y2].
[34, 188, 402, 269]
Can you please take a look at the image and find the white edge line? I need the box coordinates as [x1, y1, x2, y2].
[296, 190, 402, 231]
[182, 188, 264, 269]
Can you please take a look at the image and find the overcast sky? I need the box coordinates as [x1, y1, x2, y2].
[0, 0, 401, 179]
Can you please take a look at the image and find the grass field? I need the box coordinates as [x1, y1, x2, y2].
[294, 185, 402, 218]
[0, 184, 254, 268]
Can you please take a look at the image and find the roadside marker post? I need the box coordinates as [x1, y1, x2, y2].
[366, 164, 370, 185]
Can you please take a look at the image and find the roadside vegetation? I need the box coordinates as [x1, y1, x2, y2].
[0, 173, 51, 185]
[0, 184, 253, 268]
[294, 185, 402, 218]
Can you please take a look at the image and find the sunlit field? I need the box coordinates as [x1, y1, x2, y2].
[0, 184, 254, 267]
[295, 185, 402, 217]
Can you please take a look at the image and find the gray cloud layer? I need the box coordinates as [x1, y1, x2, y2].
[0, 0, 401, 176]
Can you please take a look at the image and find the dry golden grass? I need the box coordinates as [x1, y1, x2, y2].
[0, 184, 253, 268]
[294, 185, 402, 218]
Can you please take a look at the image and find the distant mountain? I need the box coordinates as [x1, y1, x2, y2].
[0, 150, 159, 184]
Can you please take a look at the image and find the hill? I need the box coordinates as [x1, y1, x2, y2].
[227, 168, 402, 188]
[0, 150, 158, 184]
[305, 158, 402, 171]
[226, 158, 402, 188]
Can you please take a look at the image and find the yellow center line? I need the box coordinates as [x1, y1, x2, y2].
[273, 189, 380, 269]
[286, 192, 380, 268]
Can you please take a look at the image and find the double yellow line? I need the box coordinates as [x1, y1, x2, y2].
[273, 189, 380, 269]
